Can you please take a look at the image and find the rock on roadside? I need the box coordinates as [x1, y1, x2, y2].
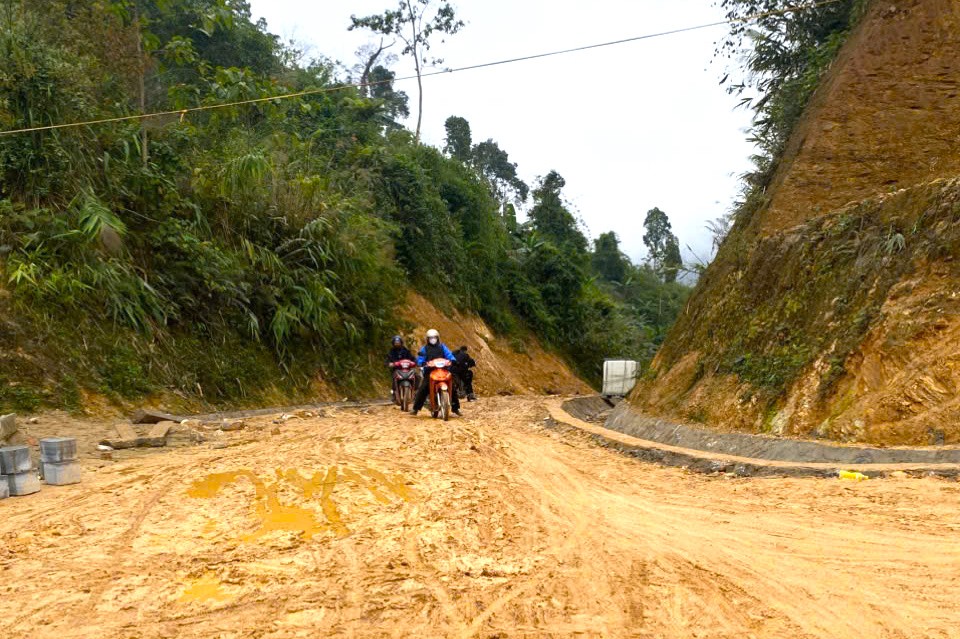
[0, 413, 16, 443]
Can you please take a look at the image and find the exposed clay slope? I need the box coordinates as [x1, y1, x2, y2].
[398, 292, 589, 397]
[752, 0, 960, 236]
[634, 179, 960, 446]
[630, 0, 960, 446]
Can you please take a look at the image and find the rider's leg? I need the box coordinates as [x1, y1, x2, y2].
[412, 374, 430, 412]
[463, 369, 474, 395]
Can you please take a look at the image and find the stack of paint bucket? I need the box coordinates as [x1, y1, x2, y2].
[40, 437, 81, 486]
[0, 445, 41, 497]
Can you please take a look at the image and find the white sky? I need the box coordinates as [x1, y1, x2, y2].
[247, 0, 756, 265]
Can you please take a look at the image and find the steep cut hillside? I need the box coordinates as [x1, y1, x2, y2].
[750, 0, 960, 236]
[630, 0, 960, 446]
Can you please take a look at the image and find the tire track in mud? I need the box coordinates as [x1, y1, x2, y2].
[401, 506, 471, 636]
[488, 409, 960, 638]
[456, 425, 641, 638]
[3, 397, 960, 638]
[80, 475, 181, 617]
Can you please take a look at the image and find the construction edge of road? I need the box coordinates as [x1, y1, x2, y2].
[549, 397, 960, 480]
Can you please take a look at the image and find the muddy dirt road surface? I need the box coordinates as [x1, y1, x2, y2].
[2, 397, 959, 638]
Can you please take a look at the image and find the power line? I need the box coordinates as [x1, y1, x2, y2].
[0, 0, 844, 137]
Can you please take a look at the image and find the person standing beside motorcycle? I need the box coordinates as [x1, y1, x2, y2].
[385, 335, 417, 401]
[451, 345, 477, 401]
[410, 328, 461, 416]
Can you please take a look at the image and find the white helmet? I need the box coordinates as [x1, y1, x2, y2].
[426, 328, 440, 340]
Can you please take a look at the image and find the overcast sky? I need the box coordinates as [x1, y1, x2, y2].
[247, 0, 756, 266]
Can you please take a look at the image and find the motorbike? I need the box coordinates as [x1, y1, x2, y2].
[425, 358, 454, 421]
[391, 359, 419, 411]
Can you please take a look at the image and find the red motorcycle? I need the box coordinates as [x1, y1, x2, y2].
[425, 358, 454, 421]
[391, 359, 419, 411]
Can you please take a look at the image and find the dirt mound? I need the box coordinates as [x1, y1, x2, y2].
[397, 292, 589, 397]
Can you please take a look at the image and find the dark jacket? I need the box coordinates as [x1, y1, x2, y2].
[451, 350, 476, 373]
[417, 342, 456, 367]
[386, 346, 415, 365]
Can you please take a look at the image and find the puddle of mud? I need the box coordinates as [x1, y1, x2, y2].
[179, 573, 235, 604]
[186, 470, 327, 539]
[186, 471, 266, 499]
[184, 466, 415, 541]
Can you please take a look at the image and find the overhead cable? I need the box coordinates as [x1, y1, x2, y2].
[0, 0, 844, 137]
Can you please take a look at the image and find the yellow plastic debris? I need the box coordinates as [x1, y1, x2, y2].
[838, 470, 869, 481]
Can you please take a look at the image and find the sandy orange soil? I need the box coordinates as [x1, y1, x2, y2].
[2, 396, 959, 638]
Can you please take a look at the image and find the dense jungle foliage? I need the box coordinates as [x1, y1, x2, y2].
[0, 0, 687, 409]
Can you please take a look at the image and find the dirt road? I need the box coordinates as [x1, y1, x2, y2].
[2, 397, 959, 638]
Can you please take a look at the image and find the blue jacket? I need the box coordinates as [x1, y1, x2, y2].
[417, 342, 456, 367]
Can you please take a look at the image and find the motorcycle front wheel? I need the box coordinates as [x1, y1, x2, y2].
[400, 384, 412, 412]
[440, 390, 451, 422]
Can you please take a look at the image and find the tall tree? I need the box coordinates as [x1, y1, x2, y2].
[353, 40, 395, 97]
[642, 207, 682, 282]
[350, 0, 464, 144]
[592, 232, 628, 283]
[528, 171, 587, 254]
[443, 115, 472, 162]
[471, 138, 528, 204]
[368, 65, 410, 127]
[662, 234, 682, 284]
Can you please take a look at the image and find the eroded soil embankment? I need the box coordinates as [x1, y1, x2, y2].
[3, 396, 960, 638]
[635, 0, 960, 447]
[636, 178, 960, 446]
[753, 0, 960, 236]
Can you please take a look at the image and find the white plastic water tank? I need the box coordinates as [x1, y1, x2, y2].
[602, 360, 639, 397]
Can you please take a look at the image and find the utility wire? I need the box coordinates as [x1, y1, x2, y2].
[0, 0, 844, 137]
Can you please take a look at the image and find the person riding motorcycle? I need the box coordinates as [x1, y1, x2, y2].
[451, 345, 477, 401]
[385, 335, 415, 366]
[410, 329, 461, 416]
[385, 335, 417, 401]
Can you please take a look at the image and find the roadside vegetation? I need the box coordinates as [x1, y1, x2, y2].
[0, 0, 687, 410]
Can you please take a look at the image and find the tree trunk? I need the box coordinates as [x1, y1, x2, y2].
[134, 1, 148, 167]
[408, 2, 422, 145]
[414, 62, 423, 144]
[359, 39, 390, 98]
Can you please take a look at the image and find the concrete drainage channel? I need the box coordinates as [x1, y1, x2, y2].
[549, 397, 960, 479]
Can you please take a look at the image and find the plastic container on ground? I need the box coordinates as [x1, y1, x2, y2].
[0, 476, 9, 499]
[602, 360, 639, 397]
